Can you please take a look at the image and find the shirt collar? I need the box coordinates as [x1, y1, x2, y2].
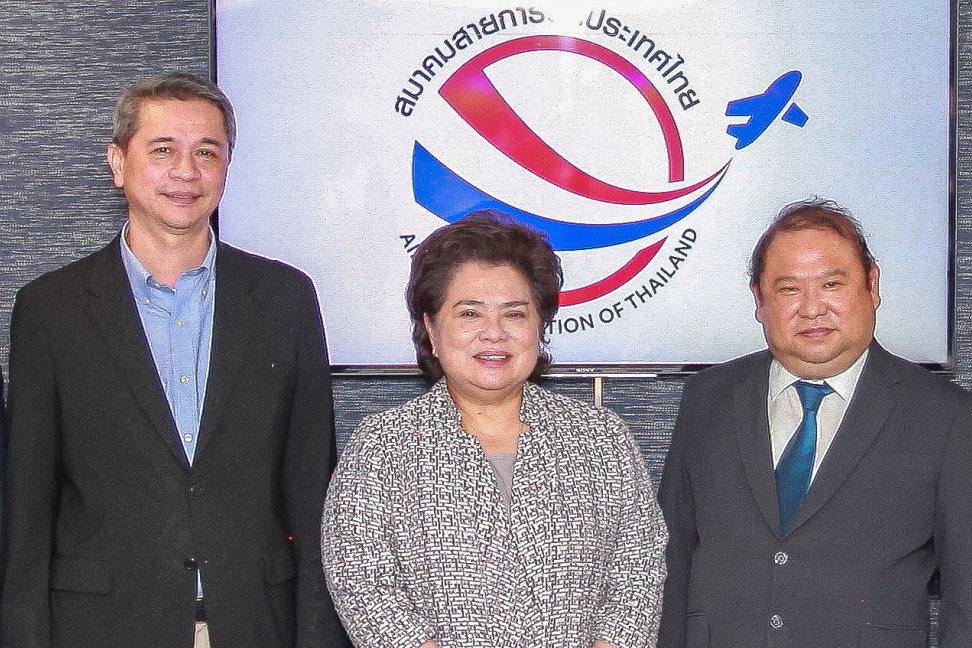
[120, 223, 217, 297]
[768, 347, 870, 402]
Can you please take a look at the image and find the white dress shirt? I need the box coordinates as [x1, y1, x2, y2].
[768, 348, 869, 480]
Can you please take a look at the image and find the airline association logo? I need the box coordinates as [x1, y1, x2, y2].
[398, 8, 807, 334]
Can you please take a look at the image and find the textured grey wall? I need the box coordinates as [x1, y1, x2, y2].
[0, 0, 212, 353]
[0, 0, 969, 493]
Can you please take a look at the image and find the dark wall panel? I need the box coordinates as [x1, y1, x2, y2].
[0, 0, 212, 364]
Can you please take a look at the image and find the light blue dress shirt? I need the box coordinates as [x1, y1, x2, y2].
[120, 228, 216, 466]
[120, 227, 216, 599]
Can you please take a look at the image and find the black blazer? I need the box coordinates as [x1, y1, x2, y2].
[0, 237, 349, 648]
[658, 343, 972, 648]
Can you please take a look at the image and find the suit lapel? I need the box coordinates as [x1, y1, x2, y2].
[786, 344, 899, 534]
[732, 352, 784, 537]
[194, 245, 259, 459]
[82, 237, 188, 466]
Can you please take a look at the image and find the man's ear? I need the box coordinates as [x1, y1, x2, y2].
[106, 143, 125, 189]
[751, 283, 765, 324]
[868, 263, 881, 310]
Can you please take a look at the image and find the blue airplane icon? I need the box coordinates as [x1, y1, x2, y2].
[726, 70, 808, 150]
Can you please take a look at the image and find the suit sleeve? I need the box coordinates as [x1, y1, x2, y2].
[593, 417, 668, 648]
[321, 417, 437, 648]
[283, 275, 351, 648]
[656, 374, 702, 648]
[936, 392, 972, 647]
[0, 287, 59, 647]
[0, 366, 6, 544]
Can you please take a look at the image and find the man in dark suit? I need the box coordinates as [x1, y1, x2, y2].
[0, 74, 349, 648]
[658, 198, 972, 648]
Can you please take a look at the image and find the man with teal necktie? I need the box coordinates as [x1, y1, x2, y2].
[658, 198, 972, 648]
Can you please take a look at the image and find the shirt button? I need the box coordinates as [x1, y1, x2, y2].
[774, 551, 789, 565]
[143, 298, 151, 305]
[176, 320, 184, 326]
[183, 433, 194, 443]
[180, 375, 190, 384]
[201, 289, 208, 297]
[770, 614, 784, 629]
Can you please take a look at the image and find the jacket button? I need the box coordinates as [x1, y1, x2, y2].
[774, 551, 789, 565]
[185, 558, 198, 570]
[190, 485, 202, 497]
[770, 614, 784, 629]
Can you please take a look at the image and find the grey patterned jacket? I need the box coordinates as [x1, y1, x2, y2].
[322, 379, 667, 648]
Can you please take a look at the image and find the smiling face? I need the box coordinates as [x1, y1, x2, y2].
[106, 98, 230, 240]
[753, 227, 880, 380]
[425, 262, 541, 407]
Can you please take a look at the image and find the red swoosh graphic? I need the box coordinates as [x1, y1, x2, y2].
[559, 238, 667, 306]
[440, 36, 705, 205]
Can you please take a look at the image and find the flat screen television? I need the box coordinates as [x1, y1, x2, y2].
[214, 1, 954, 372]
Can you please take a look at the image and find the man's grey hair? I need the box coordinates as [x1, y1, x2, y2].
[112, 73, 236, 152]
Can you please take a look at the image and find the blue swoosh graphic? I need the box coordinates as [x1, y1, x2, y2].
[412, 141, 728, 251]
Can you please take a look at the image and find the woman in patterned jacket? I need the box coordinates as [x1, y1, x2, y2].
[322, 210, 668, 648]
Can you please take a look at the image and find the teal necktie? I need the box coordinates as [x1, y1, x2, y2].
[776, 380, 834, 532]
